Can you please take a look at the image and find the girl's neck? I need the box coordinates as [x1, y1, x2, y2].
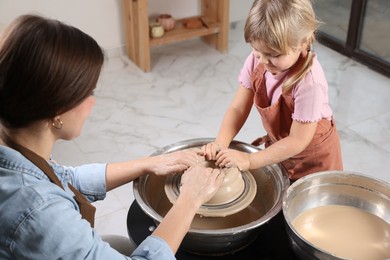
[1, 123, 55, 160]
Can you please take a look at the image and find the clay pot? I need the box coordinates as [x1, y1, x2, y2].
[164, 162, 257, 217]
[156, 14, 175, 31]
[183, 18, 203, 29]
[149, 22, 164, 38]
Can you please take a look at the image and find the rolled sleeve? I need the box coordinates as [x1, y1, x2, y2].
[75, 163, 107, 197]
[131, 236, 175, 260]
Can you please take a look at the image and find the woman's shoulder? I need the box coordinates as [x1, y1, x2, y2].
[0, 146, 77, 224]
[0, 184, 99, 259]
[0, 169, 81, 257]
[0, 145, 47, 179]
[0, 161, 76, 219]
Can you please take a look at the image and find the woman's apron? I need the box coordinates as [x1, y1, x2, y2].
[250, 64, 343, 180]
[4, 138, 96, 227]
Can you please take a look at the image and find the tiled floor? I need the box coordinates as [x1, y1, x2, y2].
[52, 21, 390, 240]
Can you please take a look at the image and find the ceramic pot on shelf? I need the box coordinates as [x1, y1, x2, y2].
[149, 22, 164, 38]
[156, 14, 175, 31]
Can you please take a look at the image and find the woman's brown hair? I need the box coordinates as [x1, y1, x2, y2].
[0, 14, 104, 128]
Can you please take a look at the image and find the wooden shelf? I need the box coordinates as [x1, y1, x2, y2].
[150, 16, 220, 47]
[122, 0, 229, 72]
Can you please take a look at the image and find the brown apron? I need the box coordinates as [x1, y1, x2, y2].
[250, 64, 343, 180]
[3, 138, 96, 227]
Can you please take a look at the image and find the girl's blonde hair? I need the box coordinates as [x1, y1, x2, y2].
[244, 0, 319, 90]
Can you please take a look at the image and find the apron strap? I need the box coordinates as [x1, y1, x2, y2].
[2, 136, 95, 227]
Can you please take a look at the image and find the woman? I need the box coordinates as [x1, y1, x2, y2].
[0, 15, 224, 259]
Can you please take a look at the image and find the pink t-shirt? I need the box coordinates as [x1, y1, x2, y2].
[238, 52, 333, 122]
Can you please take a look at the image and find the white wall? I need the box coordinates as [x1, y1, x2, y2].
[0, 0, 125, 50]
[0, 0, 252, 52]
[230, 0, 252, 24]
[148, 1, 253, 24]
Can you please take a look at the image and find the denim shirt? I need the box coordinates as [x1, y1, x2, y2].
[0, 145, 175, 260]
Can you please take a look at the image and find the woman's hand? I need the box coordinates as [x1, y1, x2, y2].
[149, 148, 201, 176]
[215, 148, 251, 171]
[106, 148, 202, 191]
[152, 165, 224, 253]
[179, 165, 225, 207]
[201, 142, 226, 161]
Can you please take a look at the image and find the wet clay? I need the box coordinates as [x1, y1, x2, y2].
[292, 205, 390, 260]
[198, 157, 246, 205]
[164, 155, 257, 217]
[203, 166, 244, 205]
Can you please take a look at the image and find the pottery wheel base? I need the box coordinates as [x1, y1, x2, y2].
[164, 170, 257, 217]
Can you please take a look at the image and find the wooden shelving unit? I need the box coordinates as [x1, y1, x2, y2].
[122, 0, 229, 72]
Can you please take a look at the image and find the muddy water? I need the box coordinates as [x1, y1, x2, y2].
[155, 191, 266, 230]
[292, 205, 390, 260]
[191, 205, 264, 229]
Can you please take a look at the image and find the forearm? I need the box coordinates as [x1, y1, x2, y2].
[105, 150, 200, 191]
[105, 157, 150, 191]
[216, 107, 250, 147]
[152, 194, 200, 253]
[248, 121, 317, 169]
[248, 135, 308, 169]
[216, 86, 253, 147]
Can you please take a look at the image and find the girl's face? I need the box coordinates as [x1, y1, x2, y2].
[55, 94, 96, 140]
[251, 40, 304, 75]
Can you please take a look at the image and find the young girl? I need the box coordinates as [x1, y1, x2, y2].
[202, 0, 343, 180]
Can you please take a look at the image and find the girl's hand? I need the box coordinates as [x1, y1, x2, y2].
[179, 165, 225, 207]
[149, 149, 201, 176]
[215, 149, 251, 171]
[201, 142, 226, 161]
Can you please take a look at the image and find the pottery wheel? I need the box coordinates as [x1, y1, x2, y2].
[164, 161, 257, 217]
